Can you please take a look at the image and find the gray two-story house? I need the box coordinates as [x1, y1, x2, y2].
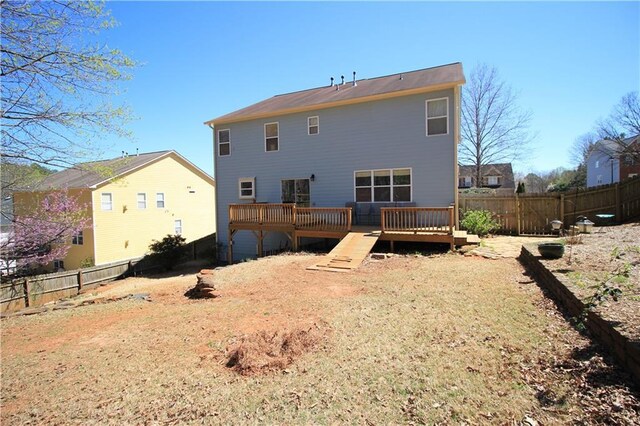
[205, 63, 465, 262]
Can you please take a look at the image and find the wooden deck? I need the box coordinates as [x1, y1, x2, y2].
[227, 204, 477, 264]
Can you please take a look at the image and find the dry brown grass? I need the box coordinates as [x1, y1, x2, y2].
[1, 253, 637, 424]
[225, 322, 329, 375]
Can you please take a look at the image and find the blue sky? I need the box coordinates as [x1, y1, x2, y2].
[102, 1, 639, 176]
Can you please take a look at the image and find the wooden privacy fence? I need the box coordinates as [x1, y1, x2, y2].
[1, 259, 135, 314]
[1, 232, 217, 314]
[459, 176, 640, 235]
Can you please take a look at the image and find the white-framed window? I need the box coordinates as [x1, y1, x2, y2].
[487, 176, 499, 186]
[174, 219, 182, 235]
[308, 116, 319, 135]
[137, 193, 146, 209]
[595, 160, 600, 168]
[72, 230, 84, 245]
[239, 177, 255, 199]
[218, 129, 230, 156]
[281, 179, 310, 206]
[426, 97, 449, 136]
[101, 193, 112, 211]
[354, 168, 412, 202]
[597, 175, 603, 184]
[156, 193, 165, 208]
[459, 176, 472, 187]
[265, 122, 279, 152]
[53, 259, 64, 270]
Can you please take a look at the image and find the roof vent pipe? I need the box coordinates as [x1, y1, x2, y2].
[122, 150, 125, 158]
[399, 73, 403, 80]
[341, 75, 344, 85]
[352, 71, 357, 86]
[136, 148, 139, 156]
[330, 77, 334, 87]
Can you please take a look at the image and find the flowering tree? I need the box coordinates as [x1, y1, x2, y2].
[2, 191, 89, 272]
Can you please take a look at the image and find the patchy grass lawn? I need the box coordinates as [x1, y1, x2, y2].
[1, 253, 638, 424]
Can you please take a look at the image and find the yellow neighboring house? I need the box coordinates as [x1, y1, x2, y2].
[13, 151, 216, 270]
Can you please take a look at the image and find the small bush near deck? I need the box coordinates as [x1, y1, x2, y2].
[461, 209, 501, 236]
[149, 234, 186, 270]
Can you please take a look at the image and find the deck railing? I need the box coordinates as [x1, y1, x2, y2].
[229, 203, 295, 225]
[381, 206, 454, 234]
[296, 207, 352, 232]
[228, 204, 352, 232]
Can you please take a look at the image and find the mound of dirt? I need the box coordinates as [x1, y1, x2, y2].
[225, 322, 329, 375]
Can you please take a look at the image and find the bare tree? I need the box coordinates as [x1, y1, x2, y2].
[569, 132, 599, 167]
[459, 64, 533, 186]
[1, 0, 136, 169]
[596, 91, 640, 162]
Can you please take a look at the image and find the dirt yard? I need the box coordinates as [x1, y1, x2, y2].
[537, 222, 640, 341]
[1, 252, 638, 424]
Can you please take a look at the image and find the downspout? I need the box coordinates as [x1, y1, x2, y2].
[453, 84, 461, 230]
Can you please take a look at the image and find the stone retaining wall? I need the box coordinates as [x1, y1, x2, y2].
[519, 245, 640, 385]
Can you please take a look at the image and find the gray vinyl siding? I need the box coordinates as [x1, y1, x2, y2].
[214, 89, 457, 261]
[586, 150, 620, 187]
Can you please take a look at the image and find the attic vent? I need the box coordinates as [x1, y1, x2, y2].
[330, 77, 334, 87]
[341, 75, 345, 85]
[352, 71, 357, 86]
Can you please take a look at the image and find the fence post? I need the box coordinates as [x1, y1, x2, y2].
[515, 193, 521, 235]
[77, 270, 83, 292]
[615, 182, 621, 223]
[23, 279, 30, 308]
[560, 193, 565, 225]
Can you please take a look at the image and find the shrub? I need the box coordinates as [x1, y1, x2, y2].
[460, 209, 501, 237]
[149, 234, 187, 270]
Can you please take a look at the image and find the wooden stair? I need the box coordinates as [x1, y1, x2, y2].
[307, 230, 381, 272]
[453, 230, 480, 246]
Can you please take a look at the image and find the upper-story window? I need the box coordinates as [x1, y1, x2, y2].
[265, 122, 279, 152]
[308, 116, 319, 135]
[156, 193, 165, 208]
[137, 193, 146, 209]
[174, 219, 182, 235]
[72, 230, 84, 245]
[218, 129, 230, 156]
[101, 193, 112, 211]
[426, 98, 448, 136]
[595, 160, 600, 168]
[487, 176, 500, 186]
[597, 175, 603, 184]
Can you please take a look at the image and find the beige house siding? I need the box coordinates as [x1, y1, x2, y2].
[92, 155, 216, 265]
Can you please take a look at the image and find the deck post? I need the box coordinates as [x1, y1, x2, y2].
[228, 229, 235, 265]
[390, 240, 394, 253]
[258, 230, 263, 258]
[448, 206, 454, 235]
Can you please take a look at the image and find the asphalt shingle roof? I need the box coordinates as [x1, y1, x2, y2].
[206, 63, 465, 125]
[31, 151, 177, 190]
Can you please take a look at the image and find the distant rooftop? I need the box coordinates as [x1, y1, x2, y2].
[27, 151, 214, 191]
[206, 62, 465, 125]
